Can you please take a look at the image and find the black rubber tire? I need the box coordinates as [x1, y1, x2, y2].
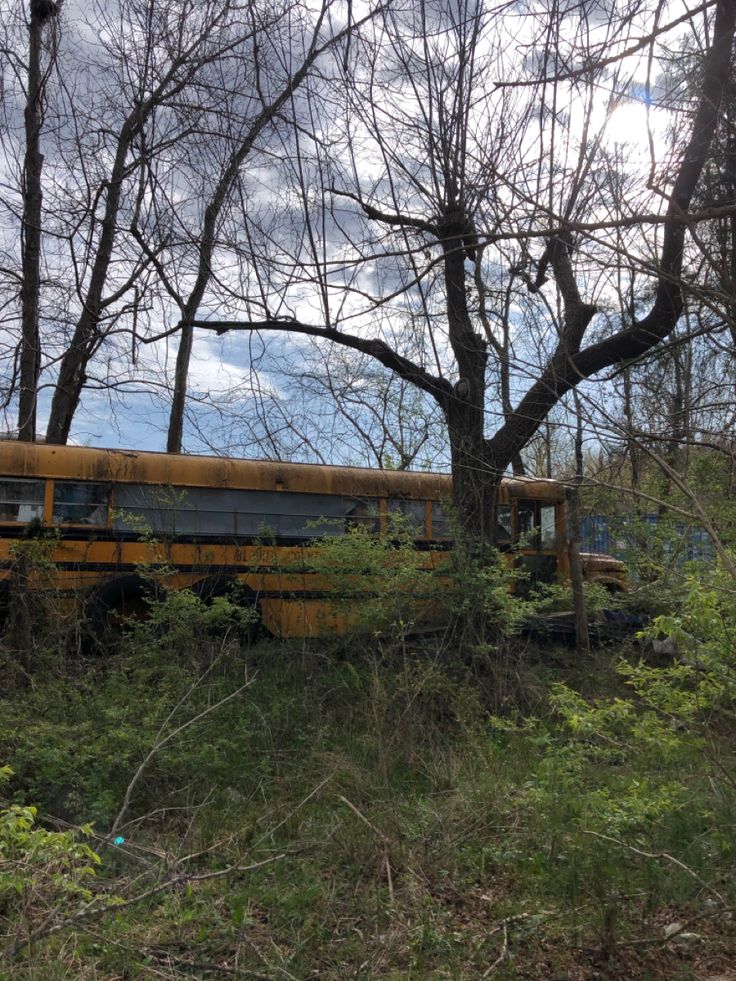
[83, 574, 164, 654]
[0, 580, 10, 632]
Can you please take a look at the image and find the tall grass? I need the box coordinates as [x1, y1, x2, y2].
[0, 546, 734, 976]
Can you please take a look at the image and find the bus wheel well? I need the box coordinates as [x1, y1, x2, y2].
[190, 575, 263, 640]
[83, 574, 164, 654]
[190, 574, 239, 602]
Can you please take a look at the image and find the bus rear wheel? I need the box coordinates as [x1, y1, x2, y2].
[190, 575, 263, 643]
[83, 574, 164, 654]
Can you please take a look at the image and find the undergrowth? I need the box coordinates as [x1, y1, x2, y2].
[0, 560, 734, 978]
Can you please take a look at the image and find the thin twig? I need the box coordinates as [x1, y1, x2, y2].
[111, 671, 254, 835]
[482, 920, 509, 977]
[254, 773, 334, 847]
[582, 830, 726, 903]
[338, 794, 395, 903]
[4, 854, 284, 961]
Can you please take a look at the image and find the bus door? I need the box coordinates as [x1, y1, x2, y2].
[515, 500, 558, 588]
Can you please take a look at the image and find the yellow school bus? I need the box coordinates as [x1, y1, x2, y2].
[0, 441, 623, 638]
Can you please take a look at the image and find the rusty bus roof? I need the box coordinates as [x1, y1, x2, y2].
[0, 442, 566, 502]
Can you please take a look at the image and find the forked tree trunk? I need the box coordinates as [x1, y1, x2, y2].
[441, 233, 495, 544]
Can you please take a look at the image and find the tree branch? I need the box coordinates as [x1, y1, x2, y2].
[488, 0, 736, 468]
[148, 317, 453, 407]
[331, 186, 439, 235]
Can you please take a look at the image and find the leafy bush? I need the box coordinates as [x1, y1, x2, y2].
[308, 515, 531, 648]
[0, 764, 104, 951]
[503, 564, 736, 947]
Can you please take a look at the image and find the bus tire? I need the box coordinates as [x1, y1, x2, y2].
[0, 580, 10, 632]
[190, 573, 237, 603]
[190, 575, 263, 642]
[83, 574, 164, 654]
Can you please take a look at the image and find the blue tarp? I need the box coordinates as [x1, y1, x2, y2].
[579, 514, 715, 564]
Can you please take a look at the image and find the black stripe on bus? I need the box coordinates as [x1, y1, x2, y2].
[2, 579, 429, 603]
[0, 527, 454, 551]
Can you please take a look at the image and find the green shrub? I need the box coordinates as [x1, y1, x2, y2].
[0, 764, 105, 948]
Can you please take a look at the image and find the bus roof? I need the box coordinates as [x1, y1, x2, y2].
[0, 441, 566, 503]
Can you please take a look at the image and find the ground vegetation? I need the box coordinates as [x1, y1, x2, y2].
[0, 529, 734, 977]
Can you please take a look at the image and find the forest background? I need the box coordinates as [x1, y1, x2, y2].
[2, 0, 736, 977]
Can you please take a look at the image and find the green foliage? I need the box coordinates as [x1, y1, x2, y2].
[1, 554, 735, 975]
[451, 542, 534, 636]
[1, 531, 69, 682]
[308, 514, 530, 645]
[533, 578, 622, 620]
[0, 765, 103, 923]
[0, 587, 261, 824]
[506, 565, 736, 949]
[688, 453, 736, 547]
[307, 514, 438, 636]
[1, 628, 734, 976]
[129, 583, 259, 652]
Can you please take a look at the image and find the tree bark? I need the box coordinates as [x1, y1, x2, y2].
[569, 394, 589, 652]
[45, 118, 135, 444]
[18, 1, 55, 442]
[442, 235, 492, 541]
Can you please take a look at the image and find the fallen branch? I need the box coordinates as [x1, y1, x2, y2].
[111, 666, 255, 835]
[338, 794, 395, 904]
[582, 830, 726, 904]
[616, 905, 736, 948]
[481, 919, 509, 977]
[3, 853, 284, 961]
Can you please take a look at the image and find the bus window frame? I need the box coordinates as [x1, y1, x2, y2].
[512, 500, 560, 553]
[495, 504, 513, 546]
[0, 476, 46, 524]
[51, 480, 112, 529]
[386, 497, 428, 539]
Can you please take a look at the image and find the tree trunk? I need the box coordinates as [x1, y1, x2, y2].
[568, 396, 589, 652]
[18, 2, 54, 441]
[167, 324, 193, 452]
[45, 118, 136, 444]
[441, 234, 494, 542]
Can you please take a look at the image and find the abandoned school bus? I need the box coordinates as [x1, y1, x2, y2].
[0, 442, 625, 638]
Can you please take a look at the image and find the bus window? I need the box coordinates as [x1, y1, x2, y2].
[0, 478, 44, 522]
[540, 505, 556, 549]
[517, 502, 537, 544]
[113, 485, 181, 536]
[495, 505, 512, 543]
[387, 499, 426, 536]
[261, 492, 348, 539]
[114, 485, 371, 540]
[53, 482, 109, 525]
[431, 502, 452, 540]
[345, 497, 380, 533]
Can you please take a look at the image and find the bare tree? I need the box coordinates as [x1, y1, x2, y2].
[43, 0, 264, 445]
[159, 1, 383, 453]
[169, 0, 735, 547]
[17, 0, 58, 440]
